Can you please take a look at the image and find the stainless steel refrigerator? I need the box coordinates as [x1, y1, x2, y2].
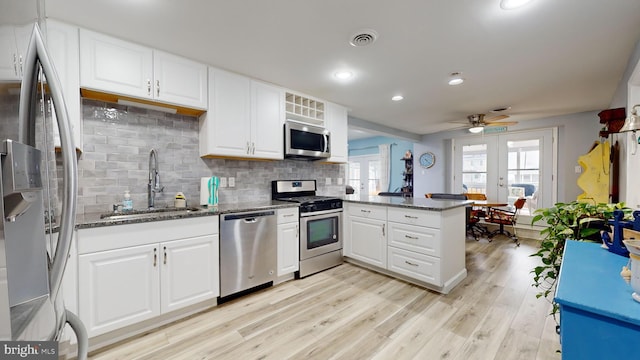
[0, 0, 87, 358]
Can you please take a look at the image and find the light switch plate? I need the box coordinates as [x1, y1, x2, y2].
[337, 178, 343, 185]
[325, 177, 331, 185]
[575, 166, 582, 174]
[228, 177, 235, 187]
[220, 177, 227, 188]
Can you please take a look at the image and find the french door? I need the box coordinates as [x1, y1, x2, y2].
[453, 128, 556, 217]
[348, 155, 381, 196]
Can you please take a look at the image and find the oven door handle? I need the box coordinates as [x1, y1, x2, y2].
[300, 208, 343, 217]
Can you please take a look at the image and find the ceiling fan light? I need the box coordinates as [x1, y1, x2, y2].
[469, 126, 484, 134]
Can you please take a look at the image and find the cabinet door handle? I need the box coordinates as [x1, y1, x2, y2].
[251, 142, 255, 154]
[360, 209, 371, 213]
[163, 246, 167, 264]
[153, 248, 157, 267]
[13, 54, 18, 76]
[18, 54, 23, 77]
[382, 224, 385, 236]
[296, 225, 299, 239]
[404, 215, 418, 219]
[246, 141, 251, 154]
[284, 214, 294, 217]
[147, 79, 151, 95]
[405, 260, 419, 267]
[156, 80, 160, 97]
[405, 235, 419, 240]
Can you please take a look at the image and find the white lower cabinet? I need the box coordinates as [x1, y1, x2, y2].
[161, 236, 219, 313]
[79, 243, 160, 336]
[344, 202, 466, 293]
[77, 216, 219, 337]
[344, 203, 387, 268]
[387, 246, 440, 284]
[277, 207, 299, 276]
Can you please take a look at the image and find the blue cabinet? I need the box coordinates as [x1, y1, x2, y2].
[555, 240, 640, 359]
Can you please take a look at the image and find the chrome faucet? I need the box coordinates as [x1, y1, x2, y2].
[148, 149, 164, 209]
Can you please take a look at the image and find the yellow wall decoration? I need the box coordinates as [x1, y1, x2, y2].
[577, 140, 610, 204]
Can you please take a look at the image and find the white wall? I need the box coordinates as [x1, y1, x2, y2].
[416, 111, 602, 202]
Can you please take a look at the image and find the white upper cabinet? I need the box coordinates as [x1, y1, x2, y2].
[200, 67, 283, 160]
[153, 50, 208, 109]
[80, 29, 152, 99]
[251, 80, 285, 159]
[0, 24, 30, 81]
[79, 29, 207, 110]
[45, 20, 82, 152]
[325, 102, 348, 163]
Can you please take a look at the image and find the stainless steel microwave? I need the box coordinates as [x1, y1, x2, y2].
[284, 120, 331, 160]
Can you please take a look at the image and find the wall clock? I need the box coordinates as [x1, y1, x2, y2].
[419, 152, 436, 168]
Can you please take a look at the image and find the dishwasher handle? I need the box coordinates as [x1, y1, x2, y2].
[223, 210, 275, 221]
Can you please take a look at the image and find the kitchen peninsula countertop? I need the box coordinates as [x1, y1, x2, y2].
[343, 195, 471, 211]
[74, 200, 298, 229]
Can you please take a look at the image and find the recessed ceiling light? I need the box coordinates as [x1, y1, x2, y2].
[448, 72, 464, 86]
[391, 95, 404, 101]
[500, 0, 534, 10]
[334, 71, 353, 80]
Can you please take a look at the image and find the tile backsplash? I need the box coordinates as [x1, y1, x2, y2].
[74, 99, 345, 214]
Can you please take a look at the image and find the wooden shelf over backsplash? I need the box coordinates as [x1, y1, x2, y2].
[81, 89, 206, 117]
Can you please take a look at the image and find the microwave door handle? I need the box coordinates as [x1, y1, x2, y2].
[22, 23, 79, 300]
[323, 133, 329, 153]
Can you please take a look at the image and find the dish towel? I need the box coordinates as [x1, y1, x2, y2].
[208, 176, 220, 206]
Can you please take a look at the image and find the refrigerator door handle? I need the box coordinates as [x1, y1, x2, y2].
[19, 23, 78, 300]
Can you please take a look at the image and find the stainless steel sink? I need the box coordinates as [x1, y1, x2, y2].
[100, 207, 204, 221]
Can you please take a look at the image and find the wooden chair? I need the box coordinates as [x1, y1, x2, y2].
[485, 197, 527, 246]
[464, 193, 487, 240]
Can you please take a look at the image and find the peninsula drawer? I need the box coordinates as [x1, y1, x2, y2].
[346, 203, 386, 220]
[388, 222, 441, 257]
[387, 246, 440, 285]
[387, 207, 440, 228]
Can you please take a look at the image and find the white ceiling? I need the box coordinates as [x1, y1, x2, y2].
[45, 0, 640, 137]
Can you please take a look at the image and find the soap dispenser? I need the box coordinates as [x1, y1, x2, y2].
[123, 190, 133, 211]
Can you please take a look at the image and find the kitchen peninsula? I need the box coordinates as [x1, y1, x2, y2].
[343, 195, 470, 294]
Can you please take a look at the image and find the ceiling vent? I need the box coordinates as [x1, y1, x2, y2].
[349, 29, 378, 47]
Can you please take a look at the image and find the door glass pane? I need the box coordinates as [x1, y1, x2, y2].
[368, 160, 381, 195]
[462, 144, 487, 194]
[348, 162, 361, 196]
[506, 139, 540, 215]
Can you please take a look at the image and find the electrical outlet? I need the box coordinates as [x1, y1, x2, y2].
[228, 177, 235, 187]
[575, 166, 582, 174]
[220, 177, 227, 188]
[337, 178, 343, 185]
[325, 177, 332, 185]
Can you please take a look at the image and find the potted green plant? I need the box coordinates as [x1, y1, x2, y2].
[530, 201, 631, 323]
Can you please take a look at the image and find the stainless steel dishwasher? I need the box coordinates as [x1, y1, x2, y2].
[219, 210, 277, 298]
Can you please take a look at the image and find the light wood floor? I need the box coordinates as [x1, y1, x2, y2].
[90, 237, 561, 360]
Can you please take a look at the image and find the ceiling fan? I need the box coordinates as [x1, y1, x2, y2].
[453, 114, 518, 133]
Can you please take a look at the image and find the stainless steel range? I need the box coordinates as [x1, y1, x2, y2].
[272, 180, 343, 278]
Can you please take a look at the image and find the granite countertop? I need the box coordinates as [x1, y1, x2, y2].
[343, 195, 472, 211]
[74, 200, 298, 229]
